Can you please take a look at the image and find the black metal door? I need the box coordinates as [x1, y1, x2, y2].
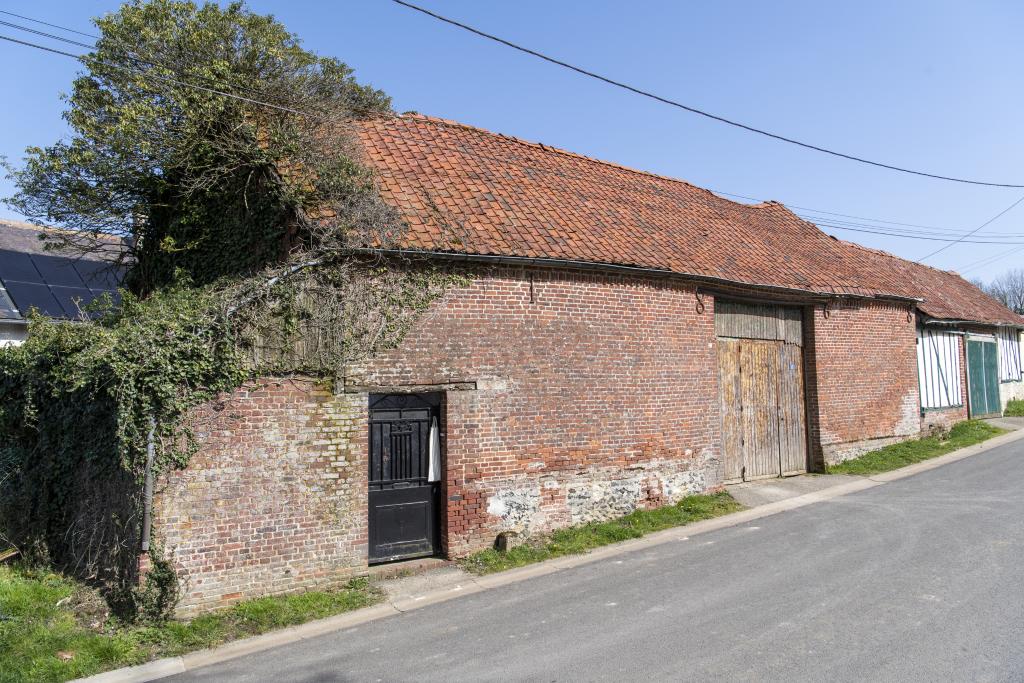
[368, 393, 441, 564]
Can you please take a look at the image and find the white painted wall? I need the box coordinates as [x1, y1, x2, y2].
[917, 328, 963, 409]
[0, 320, 27, 347]
[999, 329, 1024, 411]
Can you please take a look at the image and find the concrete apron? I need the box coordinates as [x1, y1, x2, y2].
[77, 426, 1024, 683]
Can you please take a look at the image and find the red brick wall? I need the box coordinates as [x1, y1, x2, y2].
[348, 267, 723, 554]
[158, 266, 724, 614]
[809, 299, 920, 464]
[158, 266, 953, 614]
[154, 380, 368, 617]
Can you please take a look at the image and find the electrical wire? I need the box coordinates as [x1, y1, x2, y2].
[916, 193, 1024, 262]
[11, 8, 1023, 244]
[805, 222, 1024, 244]
[714, 189, 964, 231]
[795, 214, 1024, 239]
[0, 18, 93, 49]
[0, 9, 98, 39]
[0, 33, 311, 116]
[6, 10, 1023, 267]
[0, 14, 300, 116]
[958, 245, 1024, 275]
[707, 188, 1024, 239]
[392, 0, 1024, 189]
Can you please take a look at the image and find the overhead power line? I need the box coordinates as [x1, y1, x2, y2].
[0, 33, 310, 116]
[0, 13, 296, 118]
[0, 18, 93, 49]
[798, 215, 1009, 238]
[804, 221, 1024, 244]
[706, 187, 1024, 242]
[958, 245, 1024, 275]
[916, 193, 1024, 262]
[0, 9, 98, 39]
[712, 188, 973, 233]
[796, 213, 1024, 239]
[5, 9, 1023, 270]
[392, 0, 1024, 189]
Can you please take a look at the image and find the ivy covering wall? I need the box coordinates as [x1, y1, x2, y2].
[0, 0, 459, 619]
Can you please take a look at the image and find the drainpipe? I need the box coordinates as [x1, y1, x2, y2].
[141, 416, 156, 554]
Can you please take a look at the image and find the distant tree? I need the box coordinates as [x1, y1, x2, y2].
[970, 277, 995, 297]
[973, 269, 1024, 314]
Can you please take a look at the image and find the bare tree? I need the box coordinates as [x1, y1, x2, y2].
[974, 269, 1024, 314]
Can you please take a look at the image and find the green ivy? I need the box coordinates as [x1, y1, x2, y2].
[0, 0, 459, 621]
[0, 262, 463, 617]
[0, 283, 245, 592]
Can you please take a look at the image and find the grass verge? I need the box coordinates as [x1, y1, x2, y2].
[827, 419, 1006, 476]
[1005, 399, 1024, 417]
[460, 491, 743, 575]
[0, 564, 383, 683]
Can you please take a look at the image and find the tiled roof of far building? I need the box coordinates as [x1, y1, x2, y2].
[354, 114, 1024, 327]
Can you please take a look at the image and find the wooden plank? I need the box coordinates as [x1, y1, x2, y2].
[715, 300, 802, 347]
[717, 339, 745, 481]
[918, 328, 963, 409]
[998, 328, 1021, 381]
[778, 342, 808, 475]
[984, 341, 1001, 415]
[741, 340, 781, 480]
[717, 304, 807, 481]
[782, 306, 803, 346]
[968, 339, 1000, 417]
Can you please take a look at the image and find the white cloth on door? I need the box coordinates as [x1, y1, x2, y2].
[427, 416, 441, 482]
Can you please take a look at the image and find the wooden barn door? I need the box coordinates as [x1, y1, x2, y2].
[717, 301, 808, 482]
[777, 342, 808, 476]
[967, 337, 1001, 418]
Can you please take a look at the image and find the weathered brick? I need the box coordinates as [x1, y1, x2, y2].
[156, 266, 982, 616]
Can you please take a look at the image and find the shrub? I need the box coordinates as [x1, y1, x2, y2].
[1005, 399, 1024, 417]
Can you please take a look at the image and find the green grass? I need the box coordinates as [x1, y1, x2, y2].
[0, 565, 383, 683]
[827, 420, 1006, 476]
[1004, 399, 1024, 417]
[460, 491, 743, 575]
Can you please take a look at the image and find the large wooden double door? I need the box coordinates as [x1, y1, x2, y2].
[717, 301, 808, 482]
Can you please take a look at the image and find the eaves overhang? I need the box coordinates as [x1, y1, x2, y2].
[354, 248, 924, 306]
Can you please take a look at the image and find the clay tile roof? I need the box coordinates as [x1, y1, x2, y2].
[354, 114, 1024, 327]
[836, 240, 1024, 326]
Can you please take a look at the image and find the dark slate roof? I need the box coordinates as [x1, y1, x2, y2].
[0, 220, 125, 321]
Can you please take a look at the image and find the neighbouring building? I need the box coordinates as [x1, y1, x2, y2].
[0, 220, 122, 346]
[138, 115, 1024, 615]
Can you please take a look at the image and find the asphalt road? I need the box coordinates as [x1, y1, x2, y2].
[170, 439, 1024, 682]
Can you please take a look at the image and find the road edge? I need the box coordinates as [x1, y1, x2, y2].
[77, 426, 1024, 683]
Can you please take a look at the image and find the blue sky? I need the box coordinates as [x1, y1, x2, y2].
[1, 1, 1022, 280]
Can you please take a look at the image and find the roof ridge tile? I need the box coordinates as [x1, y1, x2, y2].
[394, 113, 777, 211]
[355, 113, 1024, 327]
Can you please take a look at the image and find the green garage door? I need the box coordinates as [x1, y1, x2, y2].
[967, 338, 1001, 418]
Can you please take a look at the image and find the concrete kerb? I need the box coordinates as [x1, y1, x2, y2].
[865, 427, 1024, 482]
[77, 659, 187, 683]
[77, 427, 1024, 683]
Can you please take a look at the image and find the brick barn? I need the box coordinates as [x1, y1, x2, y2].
[153, 115, 1024, 615]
